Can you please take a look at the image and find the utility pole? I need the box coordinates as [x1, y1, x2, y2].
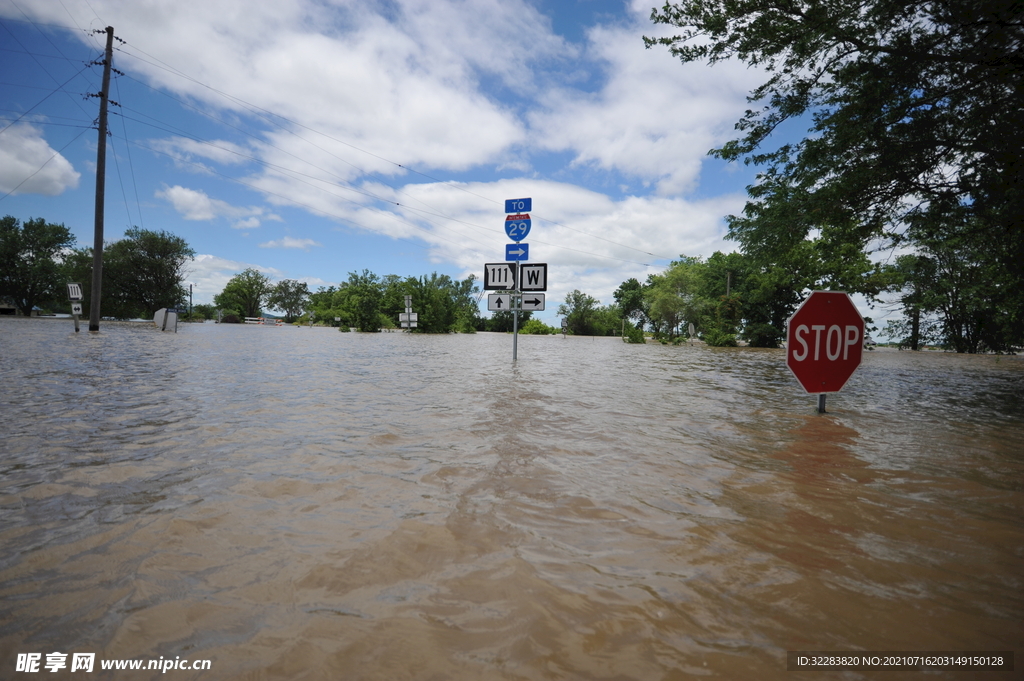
[89, 26, 114, 332]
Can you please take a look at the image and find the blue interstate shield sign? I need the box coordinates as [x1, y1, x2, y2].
[504, 214, 531, 240]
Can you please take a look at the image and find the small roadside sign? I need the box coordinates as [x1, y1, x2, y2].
[520, 293, 545, 311]
[483, 263, 516, 290]
[487, 294, 512, 311]
[519, 263, 547, 291]
[67, 282, 83, 301]
[505, 243, 529, 261]
[71, 303, 83, 316]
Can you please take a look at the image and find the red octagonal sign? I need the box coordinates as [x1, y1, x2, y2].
[786, 291, 865, 394]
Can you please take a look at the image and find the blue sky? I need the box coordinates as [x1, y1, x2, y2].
[1, 0, 775, 322]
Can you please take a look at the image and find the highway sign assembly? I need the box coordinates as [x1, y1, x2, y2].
[483, 263, 516, 290]
[786, 290, 865, 412]
[505, 243, 529, 261]
[488, 197, 548, 361]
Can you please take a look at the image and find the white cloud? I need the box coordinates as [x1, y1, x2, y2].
[259, 237, 321, 250]
[380, 178, 745, 313]
[528, 14, 762, 196]
[156, 185, 275, 226]
[184, 254, 286, 305]
[0, 124, 80, 196]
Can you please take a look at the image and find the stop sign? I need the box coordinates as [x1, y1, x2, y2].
[786, 291, 864, 393]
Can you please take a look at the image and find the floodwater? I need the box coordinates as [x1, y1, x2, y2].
[1, 317, 1022, 680]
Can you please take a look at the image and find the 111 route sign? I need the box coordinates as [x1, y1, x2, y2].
[786, 291, 865, 393]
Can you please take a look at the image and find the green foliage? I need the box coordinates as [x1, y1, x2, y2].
[557, 289, 602, 335]
[623, 324, 646, 344]
[703, 329, 738, 347]
[645, 256, 710, 338]
[191, 303, 216, 321]
[267, 279, 310, 323]
[307, 270, 479, 333]
[215, 268, 273, 320]
[487, 310, 531, 332]
[519, 318, 557, 335]
[647, 0, 1024, 351]
[0, 216, 76, 316]
[104, 228, 195, 319]
[613, 278, 648, 330]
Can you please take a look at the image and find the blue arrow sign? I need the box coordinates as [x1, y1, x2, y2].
[505, 214, 531, 240]
[505, 243, 529, 261]
[505, 197, 532, 213]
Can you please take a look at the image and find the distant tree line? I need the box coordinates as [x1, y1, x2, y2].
[214, 268, 485, 333]
[1, 215, 194, 319]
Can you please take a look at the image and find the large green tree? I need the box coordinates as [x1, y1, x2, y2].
[215, 268, 273, 319]
[648, 0, 1024, 350]
[268, 279, 310, 323]
[557, 289, 601, 336]
[104, 228, 194, 319]
[0, 216, 76, 316]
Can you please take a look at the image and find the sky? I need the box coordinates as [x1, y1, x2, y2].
[1, 0, 785, 324]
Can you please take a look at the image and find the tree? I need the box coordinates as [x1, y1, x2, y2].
[340, 269, 384, 332]
[0, 216, 76, 316]
[557, 289, 601, 335]
[403, 272, 479, 333]
[488, 309, 532, 332]
[268, 279, 310, 323]
[103, 228, 194, 319]
[647, 0, 1024, 347]
[644, 257, 709, 338]
[613, 278, 649, 330]
[215, 268, 273, 319]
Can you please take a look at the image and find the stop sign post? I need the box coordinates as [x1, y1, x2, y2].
[786, 291, 864, 412]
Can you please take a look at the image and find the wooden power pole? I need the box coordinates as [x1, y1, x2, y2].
[89, 26, 114, 332]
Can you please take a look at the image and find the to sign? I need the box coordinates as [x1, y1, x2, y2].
[786, 291, 864, 393]
[505, 214, 531, 241]
[67, 282, 83, 301]
[505, 197, 532, 213]
[483, 263, 516, 290]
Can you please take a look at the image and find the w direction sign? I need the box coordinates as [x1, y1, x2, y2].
[519, 264, 547, 291]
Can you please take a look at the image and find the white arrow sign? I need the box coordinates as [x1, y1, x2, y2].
[519, 293, 545, 311]
[487, 294, 512, 311]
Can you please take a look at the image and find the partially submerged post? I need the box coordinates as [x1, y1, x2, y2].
[67, 282, 83, 333]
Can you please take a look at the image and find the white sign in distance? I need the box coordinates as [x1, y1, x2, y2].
[519, 263, 547, 291]
[399, 312, 418, 322]
[67, 282, 83, 301]
[483, 263, 516, 290]
[520, 293, 545, 311]
[487, 294, 512, 311]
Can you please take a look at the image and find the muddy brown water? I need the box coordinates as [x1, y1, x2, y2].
[1, 318, 1022, 680]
